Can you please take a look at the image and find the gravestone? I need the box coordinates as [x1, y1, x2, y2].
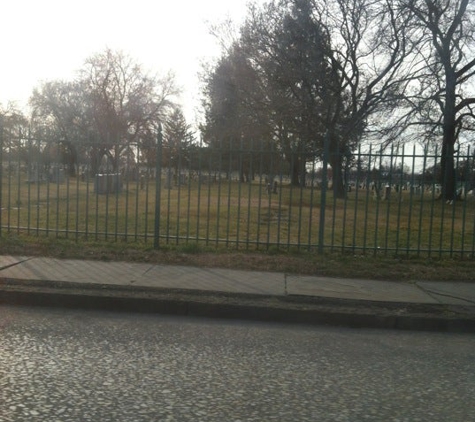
[49, 167, 65, 183]
[95, 173, 122, 194]
[384, 184, 391, 200]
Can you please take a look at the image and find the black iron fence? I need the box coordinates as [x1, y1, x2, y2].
[1, 130, 475, 257]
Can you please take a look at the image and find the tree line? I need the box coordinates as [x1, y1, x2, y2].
[201, 0, 475, 200]
[1, 0, 474, 202]
[0, 49, 193, 179]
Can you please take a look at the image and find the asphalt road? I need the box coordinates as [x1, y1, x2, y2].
[1, 305, 474, 422]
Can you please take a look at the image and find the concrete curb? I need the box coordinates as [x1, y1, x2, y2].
[1, 282, 474, 333]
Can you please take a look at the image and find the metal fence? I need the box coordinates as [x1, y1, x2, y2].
[1, 130, 475, 257]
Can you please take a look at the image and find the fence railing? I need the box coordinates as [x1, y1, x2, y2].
[1, 131, 475, 257]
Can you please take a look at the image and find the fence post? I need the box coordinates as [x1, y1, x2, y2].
[318, 132, 330, 253]
[154, 124, 163, 249]
[0, 118, 3, 238]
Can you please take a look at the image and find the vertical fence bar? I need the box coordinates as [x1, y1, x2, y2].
[195, 139, 203, 245]
[144, 165, 151, 243]
[373, 146, 383, 255]
[114, 165, 120, 242]
[0, 120, 3, 237]
[85, 152, 90, 241]
[226, 140, 233, 247]
[460, 147, 469, 257]
[472, 207, 475, 258]
[427, 146, 438, 257]
[4, 133, 11, 234]
[274, 145, 284, 249]
[245, 140, 253, 250]
[94, 167, 99, 241]
[75, 157, 80, 241]
[104, 170, 110, 240]
[296, 144, 304, 251]
[166, 165, 172, 244]
[307, 151, 317, 251]
[124, 143, 131, 242]
[330, 155, 338, 253]
[55, 141, 60, 238]
[449, 149, 460, 256]
[65, 159, 71, 239]
[265, 142, 273, 249]
[134, 146, 141, 242]
[35, 136, 41, 236]
[256, 141, 264, 249]
[185, 147, 192, 243]
[351, 146, 361, 254]
[417, 145, 428, 256]
[154, 125, 163, 249]
[235, 139, 243, 248]
[26, 129, 32, 235]
[45, 138, 50, 237]
[6, 132, 12, 232]
[215, 141, 223, 247]
[394, 145, 404, 254]
[175, 143, 182, 245]
[275, 146, 284, 249]
[362, 147, 372, 252]
[16, 131, 21, 235]
[286, 152, 295, 251]
[471, 149, 475, 257]
[318, 132, 329, 254]
[45, 142, 50, 237]
[205, 148, 213, 247]
[341, 154, 349, 253]
[382, 144, 393, 253]
[406, 145, 417, 254]
[438, 149, 447, 257]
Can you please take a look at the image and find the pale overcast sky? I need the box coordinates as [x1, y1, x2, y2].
[0, 0, 258, 124]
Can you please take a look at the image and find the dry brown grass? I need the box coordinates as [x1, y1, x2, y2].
[0, 234, 473, 283]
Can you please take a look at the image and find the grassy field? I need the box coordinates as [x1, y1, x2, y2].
[1, 173, 475, 282]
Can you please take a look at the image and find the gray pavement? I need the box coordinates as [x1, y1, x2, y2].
[0, 255, 474, 332]
[2, 306, 474, 422]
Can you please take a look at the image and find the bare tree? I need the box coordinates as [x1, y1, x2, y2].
[0, 103, 29, 164]
[30, 48, 180, 176]
[202, 0, 334, 186]
[401, 0, 475, 201]
[80, 48, 179, 173]
[310, 0, 414, 197]
[202, 0, 413, 195]
[30, 80, 88, 176]
[241, 0, 333, 187]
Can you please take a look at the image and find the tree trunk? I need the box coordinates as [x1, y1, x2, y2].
[65, 142, 77, 177]
[290, 155, 301, 186]
[90, 148, 101, 176]
[299, 159, 306, 187]
[440, 70, 457, 201]
[440, 140, 456, 201]
[328, 147, 345, 198]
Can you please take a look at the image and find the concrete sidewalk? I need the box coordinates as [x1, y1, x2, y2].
[0, 255, 474, 332]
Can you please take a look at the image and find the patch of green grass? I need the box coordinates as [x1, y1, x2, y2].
[266, 245, 281, 255]
[2, 175, 475, 267]
[177, 242, 202, 254]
